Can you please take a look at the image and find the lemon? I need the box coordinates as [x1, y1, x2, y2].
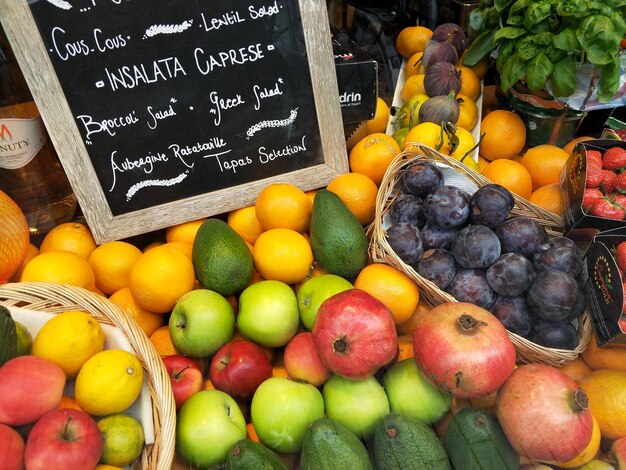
[95, 466, 124, 470]
[75, 349, 144, 416]
[97, 413, 145, 467]
[32, 311, 105, 379]
[14, 320, 33, 356]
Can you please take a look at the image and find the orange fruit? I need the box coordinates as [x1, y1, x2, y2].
[88, 241, 143, 295]
[449, 126, 476, 160]
[479, 110, 527, 161]
[57, 395, 84, 411]
[20, 251, 96, 290]
[520, 144, 570, 190]
[164, 241, 193, 260]
[252, 228, 313, 284]
[559, 357, 592, 384]
[457, 66, 481, 101]
[255, 183, 312, 232]
[481, 159, 533, 200]
[108, 287, 165, 337]
[404, 52, 424, 78]
[0, 190, 29, 283]
[149, 325, 180, 357]
[529, 183, 563, 216]
[39, 222, 97, 260]
[456, 94, 479, 131]
[354, 263, 420, 325]
[326, 172, 378, 225]
[397, 300, 432, 336]
[563, 136, 594, 156]
[349, 133, 401, 186]
[128, 244, 196, 313]
[395, 25, 433, 58]
[246, 422, 262, 444]
[143, 241, 164, 252]
[477, 155, 490, 172]
[227, 205, 264, 245]
[404, 122, 451, 154]
[165, 218, 207, 245]
[9, 242, 38, 282]
[398, 93, 429, 130]
[397, 335, 414, 361]
[366, 98, 391, 135]
[580, 369, 626, 439]
[402, 74, 426, 102]
[462, 56, 489, 80]
[582, 334, 626, 373]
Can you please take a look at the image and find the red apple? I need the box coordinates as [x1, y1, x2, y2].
[312, 289, 398, 380]
[610, 436, 626, 468]
[162, 355, 205, 409]
[0, 423, 25, 470]
[24, 408, 103, 470]
[209, 339, 273, 400]
[284, 332, 331, 386]
[0, 355, 65, 426]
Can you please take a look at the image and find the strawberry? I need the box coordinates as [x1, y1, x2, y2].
[616, 241, 626, 273]
[587, 150, 603, 166]
[585, 163, 604, 188]
[602, 146, 626, 170]
[616, 172, 626, 193]
[582, 188, 604, 212]
[614, 193, 626, 209]
[591, 196, 626, 220]
[600, 169, 618, 193]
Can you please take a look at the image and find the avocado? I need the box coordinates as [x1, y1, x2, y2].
[225, 439, 288, 470]
[373, 412, 451, 470]
[444, 407, 519, 470]
[192, 218, 253, 296]
[300, 417, 373, 470]
[309, 189, 369, 280]
[0, 305, 17, 366]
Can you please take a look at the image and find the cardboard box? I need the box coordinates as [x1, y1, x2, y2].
[584, 227, 626, 346]
[332, 31, 378, 124]
[560, 139, 626, 240]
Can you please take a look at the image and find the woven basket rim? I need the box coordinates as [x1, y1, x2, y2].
[0, 281, 176, 470]
[369, 145, 592, 367]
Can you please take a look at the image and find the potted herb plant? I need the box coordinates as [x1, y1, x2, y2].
[462, 0, 626, 145]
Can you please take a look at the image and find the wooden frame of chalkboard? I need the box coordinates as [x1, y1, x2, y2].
[1, 0, 347, 244]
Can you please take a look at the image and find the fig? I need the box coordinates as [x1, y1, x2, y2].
[432, 23, 467, 56]
[424, 62, 461, 97]
[418, 91, 460, 125]
[422, 40, 458, 71]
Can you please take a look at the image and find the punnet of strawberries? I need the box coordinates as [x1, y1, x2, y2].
[583, 146, 626, 220]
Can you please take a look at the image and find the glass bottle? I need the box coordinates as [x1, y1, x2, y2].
[0, 26, 77, 238]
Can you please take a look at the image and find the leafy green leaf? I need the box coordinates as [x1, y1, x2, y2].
[550, 55, 576, 97]
[526, 53, 554, 92]
[545, 46, 566, 63]
[494, 27, 527, 40]
[484, 6, 502, 29]
[553, 28, 579, 51]
[598, 57, 621, 103]
[494, 0, 513, 12]
[577, 15, 620, 66]
[496, 39, 516, 73]
[468, 9, 486, 32]
[532, 32, 553, 46]
[501, 53, 527, 91]
[610, 11, 626, 36]
[516, 36, 542, 60]
[507, 15, 524, 26]
[509, 0, 531, 16]
[556, 0, 588, 16]
[523, 2, 552, 30]
[463, 30, 496, 65]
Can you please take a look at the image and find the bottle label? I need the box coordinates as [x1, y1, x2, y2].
[0, 117, 47, 169]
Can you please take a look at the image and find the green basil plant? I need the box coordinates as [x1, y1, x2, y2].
[463, 0, 626, 103]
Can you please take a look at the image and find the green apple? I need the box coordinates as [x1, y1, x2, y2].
[176, 389, 246, 468]
[251, 377, 324, 454]
[382, 358, 451, 424]
[169, 289, 235, 357]
[237, 280, 299, 348]
[14, 321, 33, 356]
[322, 374, 389, 440]
[296, 274, 353, 330]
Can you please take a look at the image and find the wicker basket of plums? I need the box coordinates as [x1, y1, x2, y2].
[370, 146, 592, 366]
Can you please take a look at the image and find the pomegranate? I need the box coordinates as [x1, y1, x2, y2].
[412, 302, 516, 398]
[496, 363, 593, 463]
[312, 289, 397, 380]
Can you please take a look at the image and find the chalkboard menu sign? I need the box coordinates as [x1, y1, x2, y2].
[0, 0, 347, 243]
